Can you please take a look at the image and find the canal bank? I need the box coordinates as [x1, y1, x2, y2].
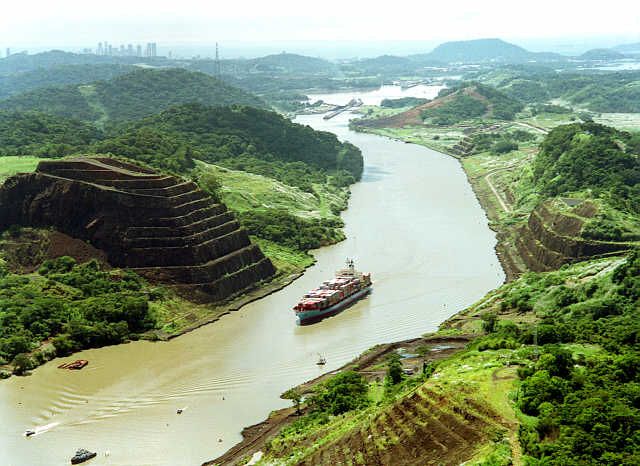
[0, 86, 504, 466]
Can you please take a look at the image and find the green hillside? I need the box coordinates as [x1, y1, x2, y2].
[0, 68, 266, 123]
[0, 102, 363, 264]
[421, 83, 524, 125]
[579, 48, 626, 60]
[99, 103, 363, 187]
[0, 111, 102, 156]
[0, 85, 98, 121]
[532, 122, 640, 204]
[93, 68, 266, 120]
[0, 64, 134, 99]
[421, 38, 533, 63]
[0, 50, 137, 75]
[248, 53, 337, 74]
[447, 253, 640, 465]
[259, 251, 640, 465]
[479, 68, 640, 113]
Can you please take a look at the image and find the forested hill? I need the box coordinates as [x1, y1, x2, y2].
[96, 103, 364, 184]
[248, 53, 337, 74]
[0, 103, 363, 188]
[0, 68, 266, 123]
[415, 38, 540, 63]
[0, 111, 101, 156]
[94, 69, 266, 120]
[0, 50, 135, 75]
[477, 68, 640, 112]
[0, 64, 134, 99]
[532, 122, 640, 211]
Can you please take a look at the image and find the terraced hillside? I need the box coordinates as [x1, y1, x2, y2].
[508, 199, 637, 273]
[295, 384, 509, 466]
[0, 157, 275, 301]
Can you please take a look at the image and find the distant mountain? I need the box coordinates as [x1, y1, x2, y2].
[352, 55, 418, 75]
[94, 68, 266, 120]
[425, 38, 530, 63]
[413, 38, 565, 64]
[0, 50, 140, 75]
[0, 68, 265, 122]
[0, 64, 134, 99]
[248, 53, 337, 74]
[579, 48, 627, 60]
[612, 42, 640, 55]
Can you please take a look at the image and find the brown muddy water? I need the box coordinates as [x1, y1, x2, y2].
[0, 87, 504, 465]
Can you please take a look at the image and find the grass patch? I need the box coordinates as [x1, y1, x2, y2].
[197, 161, 348, 220]
[251, 237, 315, 275]
[0, 156, 44, 183]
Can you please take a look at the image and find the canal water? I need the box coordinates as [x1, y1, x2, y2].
[0, 85, 504, 466]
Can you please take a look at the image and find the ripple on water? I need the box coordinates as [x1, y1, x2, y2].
[2, 97, 504, 466]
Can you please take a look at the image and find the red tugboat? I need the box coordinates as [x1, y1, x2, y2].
[293, 259, 372, 325]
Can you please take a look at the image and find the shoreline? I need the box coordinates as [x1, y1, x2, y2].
[0, 267, 313, 380]
[204, 334, 475, 466]
[204, 116, 512, 466]
[162, 267, 310, 341]
[351, 124, 516, 282]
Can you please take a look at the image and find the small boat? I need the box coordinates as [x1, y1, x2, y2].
[70, 448, 97, 464]
[58, 360, 89, 370]
[24, 430, 35, 437]
[316, 354, 327, 365]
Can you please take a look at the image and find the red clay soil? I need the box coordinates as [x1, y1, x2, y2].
[359, 87, 491, 129]
[46, 231, 109, 265]
[0, 229, 107, 273]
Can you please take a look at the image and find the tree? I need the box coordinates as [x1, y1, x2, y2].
[481, 312, 498, 333]
[310, 371, 369, 415]
[12, 353, 34, 375]
[283, 388, 303, 415]
[386, 353, 404, 385]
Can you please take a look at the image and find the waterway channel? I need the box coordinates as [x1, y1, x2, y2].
[0, 85, 504, 466]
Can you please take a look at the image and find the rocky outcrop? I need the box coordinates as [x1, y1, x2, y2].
[0, 157, 276, 301]
[512, 200, 635, 272]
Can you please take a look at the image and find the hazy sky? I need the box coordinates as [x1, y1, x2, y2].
[2, 0, 639, 53]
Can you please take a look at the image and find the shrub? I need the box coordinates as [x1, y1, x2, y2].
[310, 371, 369, 415]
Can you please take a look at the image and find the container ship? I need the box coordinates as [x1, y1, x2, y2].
[293, 259, 372, 325]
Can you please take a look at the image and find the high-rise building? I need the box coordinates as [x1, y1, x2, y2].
[127, 44, 133, 56]
[145, 42, 157, 58]
[136, 44, 142, 57]
[5, 48, 10, 58]
[108, 44, 113, 56]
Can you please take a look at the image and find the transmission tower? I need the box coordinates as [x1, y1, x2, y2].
[215, 42, 221, 77]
